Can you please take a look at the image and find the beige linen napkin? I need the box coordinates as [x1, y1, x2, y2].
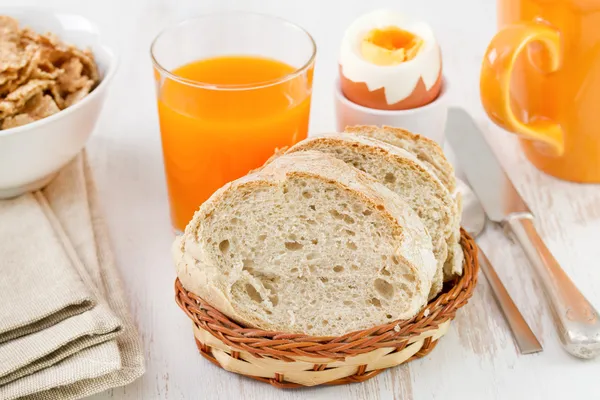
[0, 153, 145, 399]
[0, 194, 96, 344]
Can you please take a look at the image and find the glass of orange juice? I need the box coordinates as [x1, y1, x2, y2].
[151, 13, 316, 233]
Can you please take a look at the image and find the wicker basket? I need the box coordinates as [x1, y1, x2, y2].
[175, 229, 478, 388]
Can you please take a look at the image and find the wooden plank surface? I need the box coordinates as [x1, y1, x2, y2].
[6, 0, 599, 398]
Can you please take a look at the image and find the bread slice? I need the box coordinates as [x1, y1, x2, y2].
[284, 134, 458, 298]
[174, 151, 437, 337]
[344, 126, 464, 279]
[344, 125, 456, 192]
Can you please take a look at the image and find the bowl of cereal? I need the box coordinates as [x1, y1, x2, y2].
[0, 10, 117, 198]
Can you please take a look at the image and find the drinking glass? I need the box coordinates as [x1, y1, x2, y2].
[151, 12, 316, 232]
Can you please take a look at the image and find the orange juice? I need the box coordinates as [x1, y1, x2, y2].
[156, 56, 313, 231]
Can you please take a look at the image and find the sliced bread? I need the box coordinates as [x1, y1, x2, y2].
[284, 134, 458, 298]
[344, 126, 464, 279]
[344, 125, 456, 192]
[174, 151, 437, 336]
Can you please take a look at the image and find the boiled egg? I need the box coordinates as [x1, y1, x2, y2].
[339, 9, 442, 110]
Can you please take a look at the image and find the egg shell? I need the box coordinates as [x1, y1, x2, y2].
[340, 63, 442, 110]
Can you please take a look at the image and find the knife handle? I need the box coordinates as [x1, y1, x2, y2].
[477, 245, 542, 354]
[506, 216, 600, 358]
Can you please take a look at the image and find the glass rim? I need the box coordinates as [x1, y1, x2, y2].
[150, 11, 317, 91]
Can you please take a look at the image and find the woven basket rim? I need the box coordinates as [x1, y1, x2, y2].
[175, 228, 478, 361]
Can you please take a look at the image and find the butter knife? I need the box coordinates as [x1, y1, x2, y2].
[446, 107, 600, 359]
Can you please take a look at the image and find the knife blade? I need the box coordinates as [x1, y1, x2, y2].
[446, 107, 600, 359]
[445, 108, 530, 222]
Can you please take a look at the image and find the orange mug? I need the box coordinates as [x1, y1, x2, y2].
[481, 0, 600, 182]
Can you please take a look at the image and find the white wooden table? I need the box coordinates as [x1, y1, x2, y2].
[9, 0, 600, 398]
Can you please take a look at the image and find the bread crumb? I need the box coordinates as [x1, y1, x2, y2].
[393, 324, 400, 332]
[423, 308, 430, 317]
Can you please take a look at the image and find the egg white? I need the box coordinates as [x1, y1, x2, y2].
[339, 9, 442, 105]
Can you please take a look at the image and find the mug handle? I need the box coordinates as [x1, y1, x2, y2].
[480, 22, 564, 156]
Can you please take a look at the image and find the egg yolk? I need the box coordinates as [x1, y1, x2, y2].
[360, 26, 424, 66]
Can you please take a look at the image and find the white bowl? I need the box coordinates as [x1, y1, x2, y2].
[0, 9, 117, 198]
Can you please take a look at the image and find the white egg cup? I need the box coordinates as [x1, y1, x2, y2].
[334, 77, 449, 146]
